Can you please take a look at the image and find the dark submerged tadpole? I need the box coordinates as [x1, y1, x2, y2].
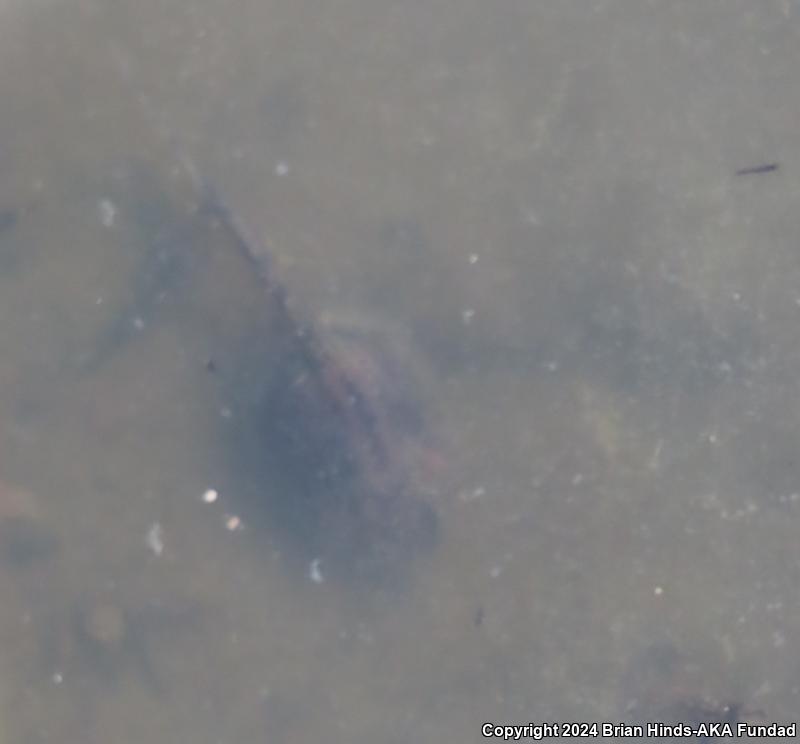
[180, 157, 443, 584]
[260, 313, 442, 583]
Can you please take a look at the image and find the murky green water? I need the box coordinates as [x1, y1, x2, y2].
[0, 1, 799, 741]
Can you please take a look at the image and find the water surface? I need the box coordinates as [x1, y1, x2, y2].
[0, 1, 799, 741]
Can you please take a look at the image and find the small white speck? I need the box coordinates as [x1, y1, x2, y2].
[468, 253, 479, 264]
[132, 316, 145, 331]
[225, 515, 242, 531]
[489, 565, 503, 579]
[52, 672, 64, 685]
[275, 161, 290, 176]
[98, 198, 117, 227]
[572, 473, 584, 486]
[220, 407, 233, 419]
[202, 489, 218, 504]
[654, 585, 664, 596]
[146, 522, 164, 556]
[95, 296, 103, 305]
[309, 558, 325, 584]
[461, 309, 476, 325]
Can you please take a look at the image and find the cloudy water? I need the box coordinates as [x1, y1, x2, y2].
[0, 1, 799, 742]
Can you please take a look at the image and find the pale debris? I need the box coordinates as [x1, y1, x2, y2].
[225, 515, 242, 531]
[458, 485, 486, 503]
[98, 198, 117, 228]
[146, 522, 164, 556]
[308, 558, 325, 584]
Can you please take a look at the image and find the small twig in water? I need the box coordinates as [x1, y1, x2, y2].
[735, 163, 779, 176]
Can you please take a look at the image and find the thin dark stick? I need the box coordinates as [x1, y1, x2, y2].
[735, 163, 779, 176]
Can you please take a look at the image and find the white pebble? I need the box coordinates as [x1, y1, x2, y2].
[202, 489, 218, 504]
[225, 515, 242, 531]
